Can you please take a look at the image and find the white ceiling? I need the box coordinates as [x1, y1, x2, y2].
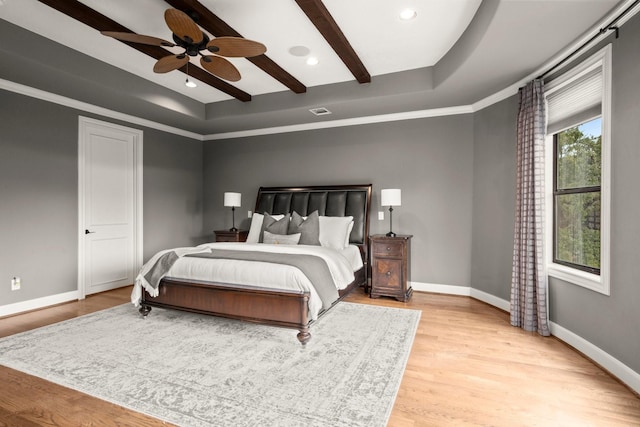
[0, 0, 631, 134]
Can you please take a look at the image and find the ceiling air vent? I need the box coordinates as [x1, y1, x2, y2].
[309, 107, 332, 116]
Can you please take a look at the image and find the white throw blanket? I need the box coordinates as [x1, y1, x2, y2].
[131, 247, 211, 306]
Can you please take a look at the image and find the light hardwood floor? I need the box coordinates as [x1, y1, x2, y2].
[1, 287, 639, 426]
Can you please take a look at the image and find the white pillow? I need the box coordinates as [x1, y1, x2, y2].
[246, 213, 264, 243]
[344, 220, 354, 247]
[319, 216, 353, 250]
[263, 231, 301, 245]
[246, 213, 285, 243]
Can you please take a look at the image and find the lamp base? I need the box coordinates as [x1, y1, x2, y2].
[386, 206, 396, 237]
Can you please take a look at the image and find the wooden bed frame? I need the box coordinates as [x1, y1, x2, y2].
[139, 184, 372, 345]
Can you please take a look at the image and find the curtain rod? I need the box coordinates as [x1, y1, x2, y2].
[538, 0, 640, 80]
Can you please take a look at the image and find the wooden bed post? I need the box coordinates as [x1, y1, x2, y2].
[297, 326, 311, 345]
[139, 304, 152, 318]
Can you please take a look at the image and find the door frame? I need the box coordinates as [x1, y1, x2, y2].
[77, 116, 143, 299]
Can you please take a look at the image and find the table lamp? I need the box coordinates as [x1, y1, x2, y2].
[381, 189, 401, 237]
[224, 192, 241, 232]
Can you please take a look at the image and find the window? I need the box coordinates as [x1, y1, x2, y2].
[553, 118, 601, 274]
[545, 45, 611, 295]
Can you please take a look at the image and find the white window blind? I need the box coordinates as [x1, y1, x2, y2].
[546, 67, 602, 134]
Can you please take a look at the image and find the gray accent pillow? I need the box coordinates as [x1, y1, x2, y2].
[288, 211, 320, 246]
[259, 212, 290, 243]
[263, 231, 301, 245]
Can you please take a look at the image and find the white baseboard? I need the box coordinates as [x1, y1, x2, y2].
[550, 321, 640, 395]
[0, 290, 80, 318]
[411, 281, 471, 296]
[470, 288, 510, 311]
[410, 282, 511, 312]
[412, 281, 639, 395]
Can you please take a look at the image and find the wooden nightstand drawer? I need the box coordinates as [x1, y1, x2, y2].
[372, 241, 404, 257]
[373, 259, 402, 288]
[214, 230, 248, 242]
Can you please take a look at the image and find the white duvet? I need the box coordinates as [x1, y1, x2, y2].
[132, 242, 363, 320]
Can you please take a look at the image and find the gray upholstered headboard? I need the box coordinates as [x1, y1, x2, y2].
[255, 184, 372, 256]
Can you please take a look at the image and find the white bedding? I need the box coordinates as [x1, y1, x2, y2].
[132, 243, 363, 320]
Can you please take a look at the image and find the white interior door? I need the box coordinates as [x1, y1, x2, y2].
[79, 117, 143, 297]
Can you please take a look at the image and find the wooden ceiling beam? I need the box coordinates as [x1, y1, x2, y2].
[295, 0, 371, 84]
[165, 0, 307, 94]
[35, 0, 251, 102]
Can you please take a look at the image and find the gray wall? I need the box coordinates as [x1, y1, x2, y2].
[470, 95, 518, 300]
[142, 128, 205, 260]
[203, 115, 475, 288]
[0, 90, 204, 305]
[471, 13, 640, 373]
[1, 92, 78, 304]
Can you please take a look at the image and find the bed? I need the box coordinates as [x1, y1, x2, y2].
[134, 184, 372, 345]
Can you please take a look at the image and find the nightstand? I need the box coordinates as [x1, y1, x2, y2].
[369, 234, 412, 302]
[214, 229, 249, 242]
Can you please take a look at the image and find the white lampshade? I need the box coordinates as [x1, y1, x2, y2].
[223, 192, 241, 207]
[381, 189, 401, 207]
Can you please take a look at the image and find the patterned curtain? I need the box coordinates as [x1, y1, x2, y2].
[510, 79, 550, 336]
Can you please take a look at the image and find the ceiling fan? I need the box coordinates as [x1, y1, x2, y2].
[101, 8, 266, 82]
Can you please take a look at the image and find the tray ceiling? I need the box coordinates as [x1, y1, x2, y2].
[0, 0, 627, 134]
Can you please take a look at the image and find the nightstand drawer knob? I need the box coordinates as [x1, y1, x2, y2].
[386, 247, 391, 251]
[386, 271, 391, 276]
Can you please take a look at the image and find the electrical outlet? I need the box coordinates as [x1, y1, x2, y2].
[378, 211, 385, 220]
[248, 210, 253, 218]
[11, 276, 21, 291]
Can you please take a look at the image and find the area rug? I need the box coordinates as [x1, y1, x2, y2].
[0, 302, 420, 427]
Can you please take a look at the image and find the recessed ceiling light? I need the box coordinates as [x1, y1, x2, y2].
[306, 56, 319, 66]
[399, 9, 417, 20]
[289, 46, 311, 57]
[185, 78, 197, 88]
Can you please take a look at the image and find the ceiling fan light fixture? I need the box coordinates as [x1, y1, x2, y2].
[399, 9, 417, 20]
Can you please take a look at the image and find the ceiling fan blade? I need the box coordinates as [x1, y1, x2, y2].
[206, 37, 267, 58]
[101, 31, 175, 47]
[164, 8, 203, 44]
[200, 56, 241, 82]
[153, 54, 189, 73]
